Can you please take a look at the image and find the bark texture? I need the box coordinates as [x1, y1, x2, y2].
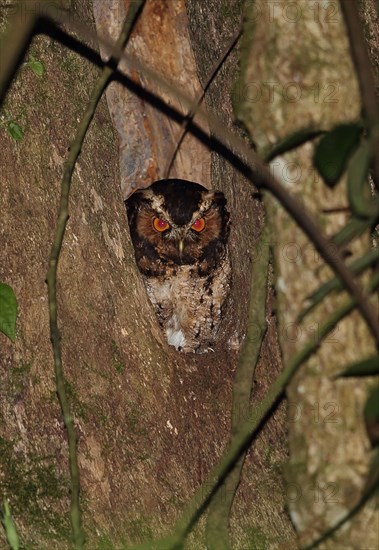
[93, 0, 211, 198]
[6, 0, 375, 548]
[185, 1, 296, 548]
[0, 0, 295, 548]
[237, 1, 378, 548]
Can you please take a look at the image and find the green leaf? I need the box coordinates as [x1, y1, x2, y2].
[299, 248, 379, 322]
[0, 283, 18, 341]
[364, 448, 379, 495]
[28, 58, 45, 77]
[7, 122, 24, 141]
[1, 500, 20, 550]
[314, 123, 361, 187]
[364, 385, 379, 447]
[264, 127, 325, 162]
[332, 216, 371, 247]
[347, 139, 379, 220]
[336, 355, 379, 378]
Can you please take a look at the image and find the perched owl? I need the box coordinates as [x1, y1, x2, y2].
[126, 179, 231, 353]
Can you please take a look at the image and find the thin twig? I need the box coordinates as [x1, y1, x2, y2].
[206, 215, 270, 549]
[163, 25, 242, 179]
[321, 206, 350, 214]
[38, 8, 379, 347]
[46, 2, 145, 548]
[340, 0, 379, 192]
[301, 475, 379, 550]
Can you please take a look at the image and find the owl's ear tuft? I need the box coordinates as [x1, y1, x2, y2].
[203, 189, 226, 204]
[204, 190, 226, 208]
[125, 192, 144, 233]
[213, 191, 227, 207]
[215, 191, 231, 238]
[125, 189, 150, 216]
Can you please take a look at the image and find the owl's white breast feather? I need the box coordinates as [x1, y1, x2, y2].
[166, 313, 187, 350]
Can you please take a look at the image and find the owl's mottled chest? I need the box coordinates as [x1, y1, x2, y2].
[144, 255, 231, 353]
[125, 178, 231, 352]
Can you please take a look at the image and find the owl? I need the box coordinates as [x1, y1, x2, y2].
[126, 178, 231, 353]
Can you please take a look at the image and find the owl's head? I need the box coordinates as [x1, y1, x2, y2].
[126, 179, 230, 274]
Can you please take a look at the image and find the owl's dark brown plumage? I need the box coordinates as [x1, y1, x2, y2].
[126, 179, 231, 353]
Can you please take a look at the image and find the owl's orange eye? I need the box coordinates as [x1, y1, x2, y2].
[153, 217, 170, 232]
[191, 218, 205, 232]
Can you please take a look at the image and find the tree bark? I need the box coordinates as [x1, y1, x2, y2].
[0, 0, 333, 548]
[237, 1, 378, 548]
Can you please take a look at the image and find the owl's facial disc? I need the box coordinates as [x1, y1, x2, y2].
[177, 218, 205, 258]
[153, 217, 170, 232]
[152, 220, 186, 257]
[157, 224, 198, 262]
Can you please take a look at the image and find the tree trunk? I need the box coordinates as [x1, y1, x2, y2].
[6, 0, 375, 548]
[237, 1, 378, 548]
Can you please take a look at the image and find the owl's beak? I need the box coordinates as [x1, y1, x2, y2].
[178, 239, 184, 256]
